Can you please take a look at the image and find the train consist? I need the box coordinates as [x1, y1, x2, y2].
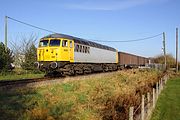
[34, 33, 149, 75]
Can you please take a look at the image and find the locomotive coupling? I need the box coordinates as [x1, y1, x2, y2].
[50, 62, 58, 69]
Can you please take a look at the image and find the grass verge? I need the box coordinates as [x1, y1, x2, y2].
[150, 77, 180, 120]
[0, 69, 162, 120]
[0, 73, 44, 81]
[0, 68, 44, 80]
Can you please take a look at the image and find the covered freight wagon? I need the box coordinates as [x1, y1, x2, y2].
[118, 52, 149, 67]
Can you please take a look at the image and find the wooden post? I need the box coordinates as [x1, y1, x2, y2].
[141, 95, 145, 120]
[147, 92, 150, 116]
[163, 32, 167, 70]
[176, 28, 179, 73]
[5, 16, 8, 50]
[129, 107, 134, 120]
[153, 88, 155, 108]
[159, 80, 161, 93]
[164, 75, 167, 84]
[167, 75, 169, 79]
[161, 79, 163, 90]
[156, 82, 159, 100]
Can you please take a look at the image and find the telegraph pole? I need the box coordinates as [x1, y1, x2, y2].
[163, 32, 167, 70]
[176, 28, 179, 72]
[5, 16, 8, 50]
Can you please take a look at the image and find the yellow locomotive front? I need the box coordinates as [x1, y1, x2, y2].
[35, 37, 74, 72]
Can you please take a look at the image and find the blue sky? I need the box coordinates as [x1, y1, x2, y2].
[0, 0, 179, 57]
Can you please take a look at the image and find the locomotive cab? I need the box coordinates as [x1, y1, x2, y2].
[36, 38, 74, 70]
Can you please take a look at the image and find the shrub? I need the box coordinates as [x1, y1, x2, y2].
[21, 43, 37, 71]
[0, 42, 14, 72]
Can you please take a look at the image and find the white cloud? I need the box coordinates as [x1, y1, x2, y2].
[64, 0, 168, 11]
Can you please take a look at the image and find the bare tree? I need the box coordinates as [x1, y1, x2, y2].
[9, 33, 38, 70]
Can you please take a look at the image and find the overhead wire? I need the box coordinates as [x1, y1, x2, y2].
[90, 33, 163, 42]
[7, 16, 56, 34]
[6, 16, 163, 43]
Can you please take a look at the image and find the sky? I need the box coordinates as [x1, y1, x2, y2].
[0, 0, 180, 58]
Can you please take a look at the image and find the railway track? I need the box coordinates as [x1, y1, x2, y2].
[0, 77, 55, 87]
[0, 71, 119, 88]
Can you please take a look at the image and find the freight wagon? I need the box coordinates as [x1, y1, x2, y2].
[118, 52, 149, 68]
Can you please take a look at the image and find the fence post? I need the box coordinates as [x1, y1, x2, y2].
[141, 95, 145, 120]
[165, 76, 167, 84]
[167, 75, 169, 80]
[159, 80, 161, 94]
[161, 78, 163, 90]
[153, 88, 155, 108]
[156, 82, 159, 100]
[129, 107, 134, 120]
[165, 75, 168, 84]
[147, 92, 150, 116]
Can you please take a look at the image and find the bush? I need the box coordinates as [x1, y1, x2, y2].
[0, 42, 14, 72]
[154, 54, 176, 68]
[21, 43, 37, 71]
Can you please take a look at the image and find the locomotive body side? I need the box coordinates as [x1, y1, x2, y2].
[74, 43, 117, 63]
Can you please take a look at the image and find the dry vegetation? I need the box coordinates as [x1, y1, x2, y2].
[0, 69, 163, 120]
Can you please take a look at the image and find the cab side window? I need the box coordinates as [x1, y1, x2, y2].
[62, 40, 68, 47]
[70, 41, 73, 48]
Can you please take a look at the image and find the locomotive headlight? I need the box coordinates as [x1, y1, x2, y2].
[34, 62, 39, 69]
[40, 63, 44, 67]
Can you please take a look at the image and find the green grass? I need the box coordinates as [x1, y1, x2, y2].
[0, 70, 161, 120]
[0, 73, 45, 81]
[151, 78, 180, 120]
[0, 68, 44, 81]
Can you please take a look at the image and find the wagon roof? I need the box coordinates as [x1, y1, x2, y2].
[42, 33, 116, 51]
[118, 51, 148, 59]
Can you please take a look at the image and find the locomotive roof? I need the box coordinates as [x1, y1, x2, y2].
[42, 33, 116, 52]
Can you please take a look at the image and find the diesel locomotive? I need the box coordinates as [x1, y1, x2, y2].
[34, 33, 119, 75]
